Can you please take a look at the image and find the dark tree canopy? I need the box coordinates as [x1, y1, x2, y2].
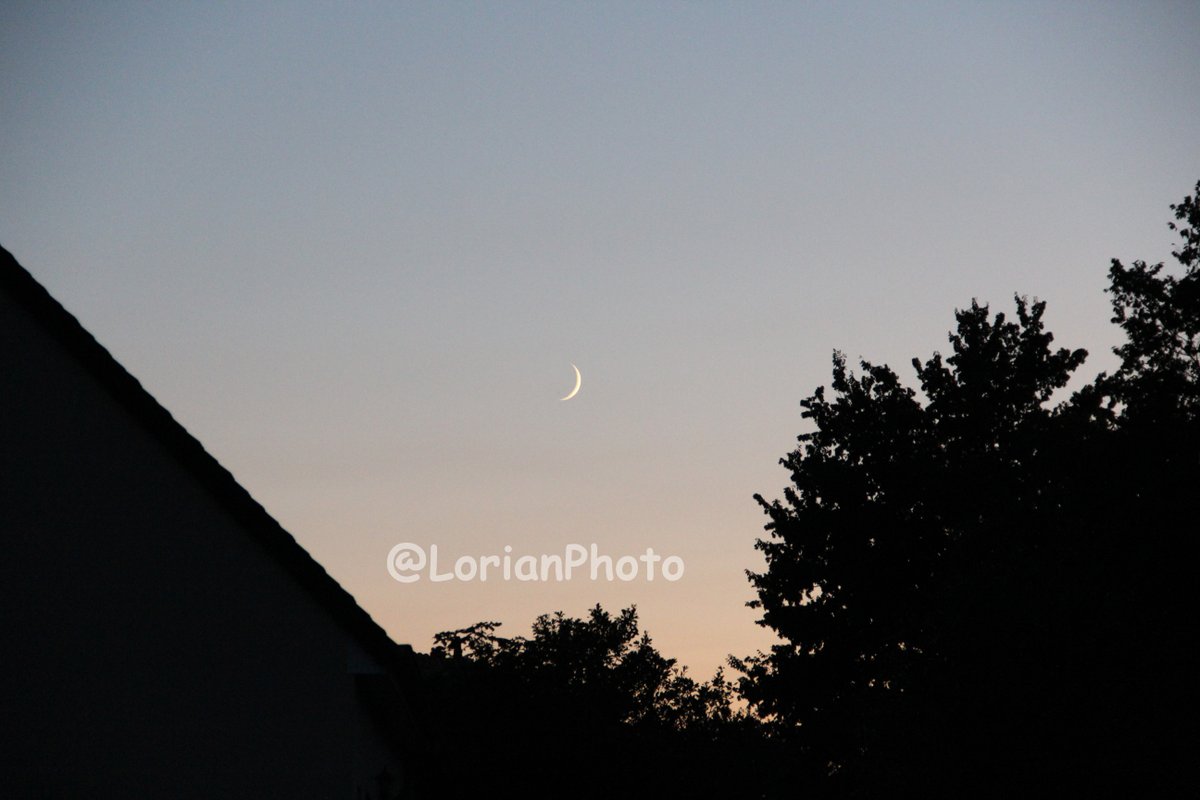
[416, 605, 776, 799]
[1101, 183, 1200, 423]
[430, 605, 738, 734]
[737, 181, 1200, 794]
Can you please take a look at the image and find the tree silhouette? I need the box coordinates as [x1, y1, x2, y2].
[1101, 182, 1200, 423]
[737, 181, 1200, 793]
[416, 605, 775, 798]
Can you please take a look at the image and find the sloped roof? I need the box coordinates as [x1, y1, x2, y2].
[0, 244, 415, 678]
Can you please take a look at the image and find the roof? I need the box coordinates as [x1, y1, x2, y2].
[0, 244, 416, 678]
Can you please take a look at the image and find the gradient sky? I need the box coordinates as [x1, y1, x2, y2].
[4, 1, 1199, 680]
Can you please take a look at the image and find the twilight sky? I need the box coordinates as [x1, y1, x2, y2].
[3, 1, 1199, 680]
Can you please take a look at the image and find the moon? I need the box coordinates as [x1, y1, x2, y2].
[560, 363, 582, 401]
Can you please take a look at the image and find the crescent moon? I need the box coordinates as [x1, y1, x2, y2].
[560, 363, 582, 401]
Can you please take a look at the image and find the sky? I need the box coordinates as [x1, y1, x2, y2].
[3, 1, 1199, 681]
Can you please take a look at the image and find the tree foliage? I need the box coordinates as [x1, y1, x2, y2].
[737, 180, 1200, 793]
[417, 605, 774, 798]
[1102, 183, 1200, 422]
[431, 604, 739, 734]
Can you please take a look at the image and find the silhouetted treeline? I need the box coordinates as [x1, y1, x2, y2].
[413, 606, 787, 798]
[412, 181, 1199, 798]
[738, 179, 1200, 795]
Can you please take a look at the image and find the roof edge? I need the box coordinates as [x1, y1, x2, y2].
[0, 244, 415, 675]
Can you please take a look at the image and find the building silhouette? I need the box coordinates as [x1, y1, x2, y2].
[0, 246, 422, 798]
